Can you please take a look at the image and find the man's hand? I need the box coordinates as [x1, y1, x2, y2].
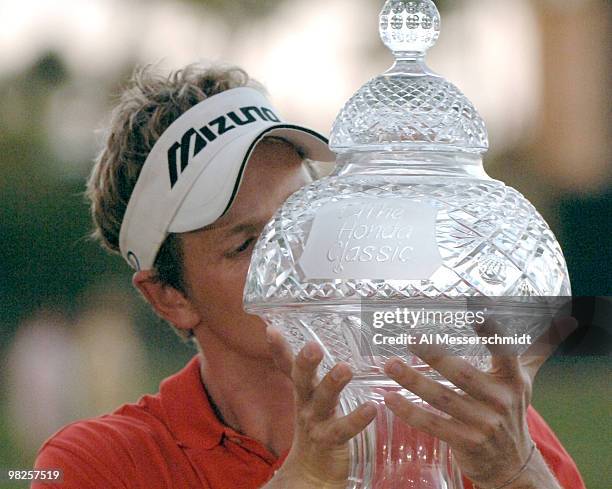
[264, 328, 377, 489]
[382, 316, 578, 489]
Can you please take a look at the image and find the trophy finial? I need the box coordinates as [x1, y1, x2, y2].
[379, 0, 441, 56]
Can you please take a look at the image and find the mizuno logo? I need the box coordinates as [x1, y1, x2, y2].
[167, 105, 281, 188]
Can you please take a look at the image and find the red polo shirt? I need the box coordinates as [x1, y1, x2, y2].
[33, 355, 585, 489]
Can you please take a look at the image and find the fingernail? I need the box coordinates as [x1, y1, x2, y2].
[265, 328, 276, 344]
[384, 393, 401, 407]
[362, 403, 377, 417]
[388, 360, 403, 376]
[331, 365, 346, 382]
[304, 343, 318, 360]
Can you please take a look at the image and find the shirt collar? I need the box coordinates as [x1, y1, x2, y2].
[159, 354, 225, 449]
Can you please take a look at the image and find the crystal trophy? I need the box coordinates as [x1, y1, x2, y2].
[244, 1, 571, 487]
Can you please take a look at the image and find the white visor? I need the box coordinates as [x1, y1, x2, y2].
[119, 87, 334, 270]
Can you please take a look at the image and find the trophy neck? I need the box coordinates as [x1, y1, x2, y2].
[332, 151, 489, 179]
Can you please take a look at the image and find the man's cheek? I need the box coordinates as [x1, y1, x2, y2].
[234, 255, 254, 287]
[213, 269, 247, 305]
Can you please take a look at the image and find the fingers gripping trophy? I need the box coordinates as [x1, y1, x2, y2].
[244, 1, 571, 488]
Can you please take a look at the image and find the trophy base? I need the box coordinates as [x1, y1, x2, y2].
[343, 382, 464, 489]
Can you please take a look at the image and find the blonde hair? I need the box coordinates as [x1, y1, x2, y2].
[86, 63, 265, 340]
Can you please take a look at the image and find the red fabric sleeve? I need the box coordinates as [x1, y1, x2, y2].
[31, 418, 139, 489]
[32, 443, 123, 489]
[30, 413, 188, 489]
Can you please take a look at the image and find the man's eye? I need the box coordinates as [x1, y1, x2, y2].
[233, 238, 255, 255]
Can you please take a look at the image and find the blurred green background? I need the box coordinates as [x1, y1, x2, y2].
[0, 0, 610, 488]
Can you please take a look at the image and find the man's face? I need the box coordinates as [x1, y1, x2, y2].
[180, 139, 311, 359]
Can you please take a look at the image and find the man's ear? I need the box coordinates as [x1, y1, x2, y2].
[132, 270, 200, 332]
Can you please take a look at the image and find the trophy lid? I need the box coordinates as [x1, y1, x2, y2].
[330, 0, 489, 154]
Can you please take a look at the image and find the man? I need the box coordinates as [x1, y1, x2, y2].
[33, 64, 585, 489]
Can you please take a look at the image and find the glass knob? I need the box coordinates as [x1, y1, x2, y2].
[379, 0, 441, 56]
